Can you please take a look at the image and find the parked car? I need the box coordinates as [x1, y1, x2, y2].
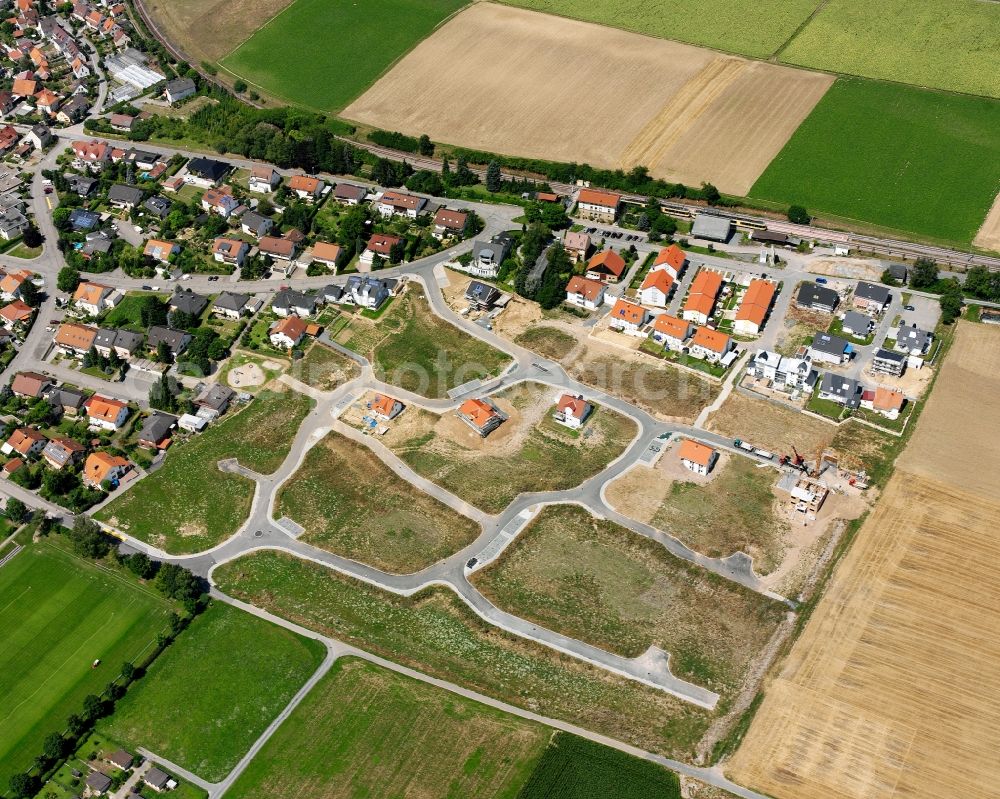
[815, 277, 828, 284]
[904, 304, 915, 311]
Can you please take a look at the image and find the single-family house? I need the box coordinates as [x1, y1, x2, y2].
[321, 285, 344, 305]
[241, 211, 273, 238]
[143, 196, 172, 219]
[871, 347, 906, 377]
[288, 174, 324, 202]
[55, 322, 97, 355]
[345, 275, 396, 310]
[248, 164, 280, 193]
[457, 398, 503, 437]
[562, 230, 590, 263]
[865, 386, 906, 420]
[143, 239, 179, 263]
[169, 289, 208, 317]
[10, 371, 51, 398]
[359, 232, 401, 267]
[370, 394, 404, 421]
[71, 139, 109, 167]
[796, 282, 839, 313]
[143, 768, 172, 792]
[147, 326, 191, 357]
[638, 269, 674, 308]
[271, 288, 316, 318]
[564, 275, 605, 310]
[333, 182, 367, 205]
[84, 770, 113, 796]
[689, 326, 733, 363]
[734, 279, 776, 335]
[184, 157, 230, 188]
[432, 207, 468, 239]
[310, 241, 342, 271]
[2, 427, 46, 457]
[896, 322, 932, 357]
[678, 438, 717, 475]
[27, 123, 52, 150]
[841, 310, 874, 338]
[585, 250, 626, 283]
[83, 394, 129, 430]
[575, 188, 620, 222]
[808, 332, 851, 365]
[465, 280, 501, 310]
[258, 235, 298, 262]
[83, 451, 131, 487]
[201, 185, 239, 218]
[109, 112, 134, 132]
[818, 372, 864, 408]
[212, 291, 251, 319]
[748, 350, 816, 391]
[138, 412, 177, 449]
[0, 269, 32, 301]
[93, 328, 141, 359]
[853, 281, 891, 315]
[651, 244, 686, 280]
[73, 281, 115, 315]
[376, 190, 426, 218]
[0, 299, 33, 328]
[269, 315, 306, 349]
[194, 383, 235, 415]
[164, 76, 196, 103]
[0, 206, 27, 241]
[608, 298, 649, 336]
[212, 237, 249, 267]
[682, 270, 724, 326]
[650, 313, 692, 351]
[41, 436, 85, 470]
[469, 233, 512, 279]
[56, 93, 89, 123]
[554, 393, 591, 429]
[105, 750, 134, 771]
[67, 174, 97, 198]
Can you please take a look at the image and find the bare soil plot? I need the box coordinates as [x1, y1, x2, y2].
[385, 381, 636, 513]
[705, 392, 833, 456]
[513, 325, 580, 361]
[730, 321, 1000, 799]
[144, 0, 294, 63]
[973, 192, 1000, 253]
[276, 431, 479, 573]
[473, 504, 786, 696]
[343, 4, 833, 195]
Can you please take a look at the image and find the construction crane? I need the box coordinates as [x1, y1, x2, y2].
[787, 444, 808, 473]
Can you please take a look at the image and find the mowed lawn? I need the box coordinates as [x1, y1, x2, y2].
[0, 543, 172, 787]
[101, 602, 325, 782]
[276, 430, 480, 572]
[473, 505, 785, 695]
[227, 658, 547, 799]
[779, 0, 1000, 99]
[220, 0, 467, 112]
[749, 78, 1000, 245]
[502, 0, 818, 58]
[214, 550, 714, 759]
[347, 285, 511, 399]
[96, 387, 313, 554]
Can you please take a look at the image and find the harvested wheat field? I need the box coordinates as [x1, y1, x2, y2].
[973, 192, 1000, 253]
[343, 3, 833, 195]
[729, 321, 1000, 799]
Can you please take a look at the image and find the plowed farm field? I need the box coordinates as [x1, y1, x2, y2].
[343, 3, 833, 195]
[729, 321, 1000, 799]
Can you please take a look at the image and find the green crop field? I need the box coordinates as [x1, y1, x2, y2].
[96, 387, 313, 554]
[779, 0, 1000, 99]
[500, 0, 818, 58]
[0, 543, 172, 787]
[516, 733, 680, 799]
[214, 551, 713, 759]
[749, 78, 1000, 246]
[227, 657, 547, 799]
[101, 602, 324, 782]
[220, 0, 468, 112]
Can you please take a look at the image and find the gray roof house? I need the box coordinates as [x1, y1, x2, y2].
[47, 386, 87, 414]
[470, 233, 513, 278]
[67, 174, 97, 197]
[818, 372, 864, 408]
[143, 196, 172, 218]
[147, 326, 191, 356]
[321, 284, 344, 304]
[0, 206, 28, 240]
[796, 283, 840, 313]
[886, 263, 907, 283]
[85, 771, 112, 795]
[691, 213, 733, 243]
[106, 749, 134, 770]
[871, 347, 906, 376]
[345, 276, 396, 310]
[271, 288, 316, 317]
[108, 184, 144, 209]
[211, 291, 250, 317]
[333, 182, 367, 204]
[241, 211, 274, 238]
[853, 281, 891, 312]
[195, 383, 235, 414]
[138, 412, 177, 448]
[81, 233, 114, 258]
[841, 310, 873, 337]
[169, 289, 209, 317]
[808, 332, 851, 365]
[94, 328, 142, 357]
[143, 767, 170, 791]
[896, 322, 932, 356]
[465, 280, 501, 310]
[164, 76, 196, 103]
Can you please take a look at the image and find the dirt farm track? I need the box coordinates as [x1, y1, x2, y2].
[728, 320, 1000, 799]
[343, 3, 833, 196]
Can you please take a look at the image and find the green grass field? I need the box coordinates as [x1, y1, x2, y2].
[516, 733, 680, 799]
[749, 78, 1000, 245]
[214, 550, 713, 759]
[473, 505, 784, 694]
[276, 430, 480, 572]
[103, 293, 166, 329]
[513, 326, 578, 361]
[779, 0, 1000, 99]
[220, 0, 468, 112]
[0, 543, 172, 787]
[288, 342, 360, 391]
[96, 387, 313, 553]
[101, 602, 325, 782]
[227, 657, 547, 799]
[500, 0, 818, 58]
[346, 285, 511, 399]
